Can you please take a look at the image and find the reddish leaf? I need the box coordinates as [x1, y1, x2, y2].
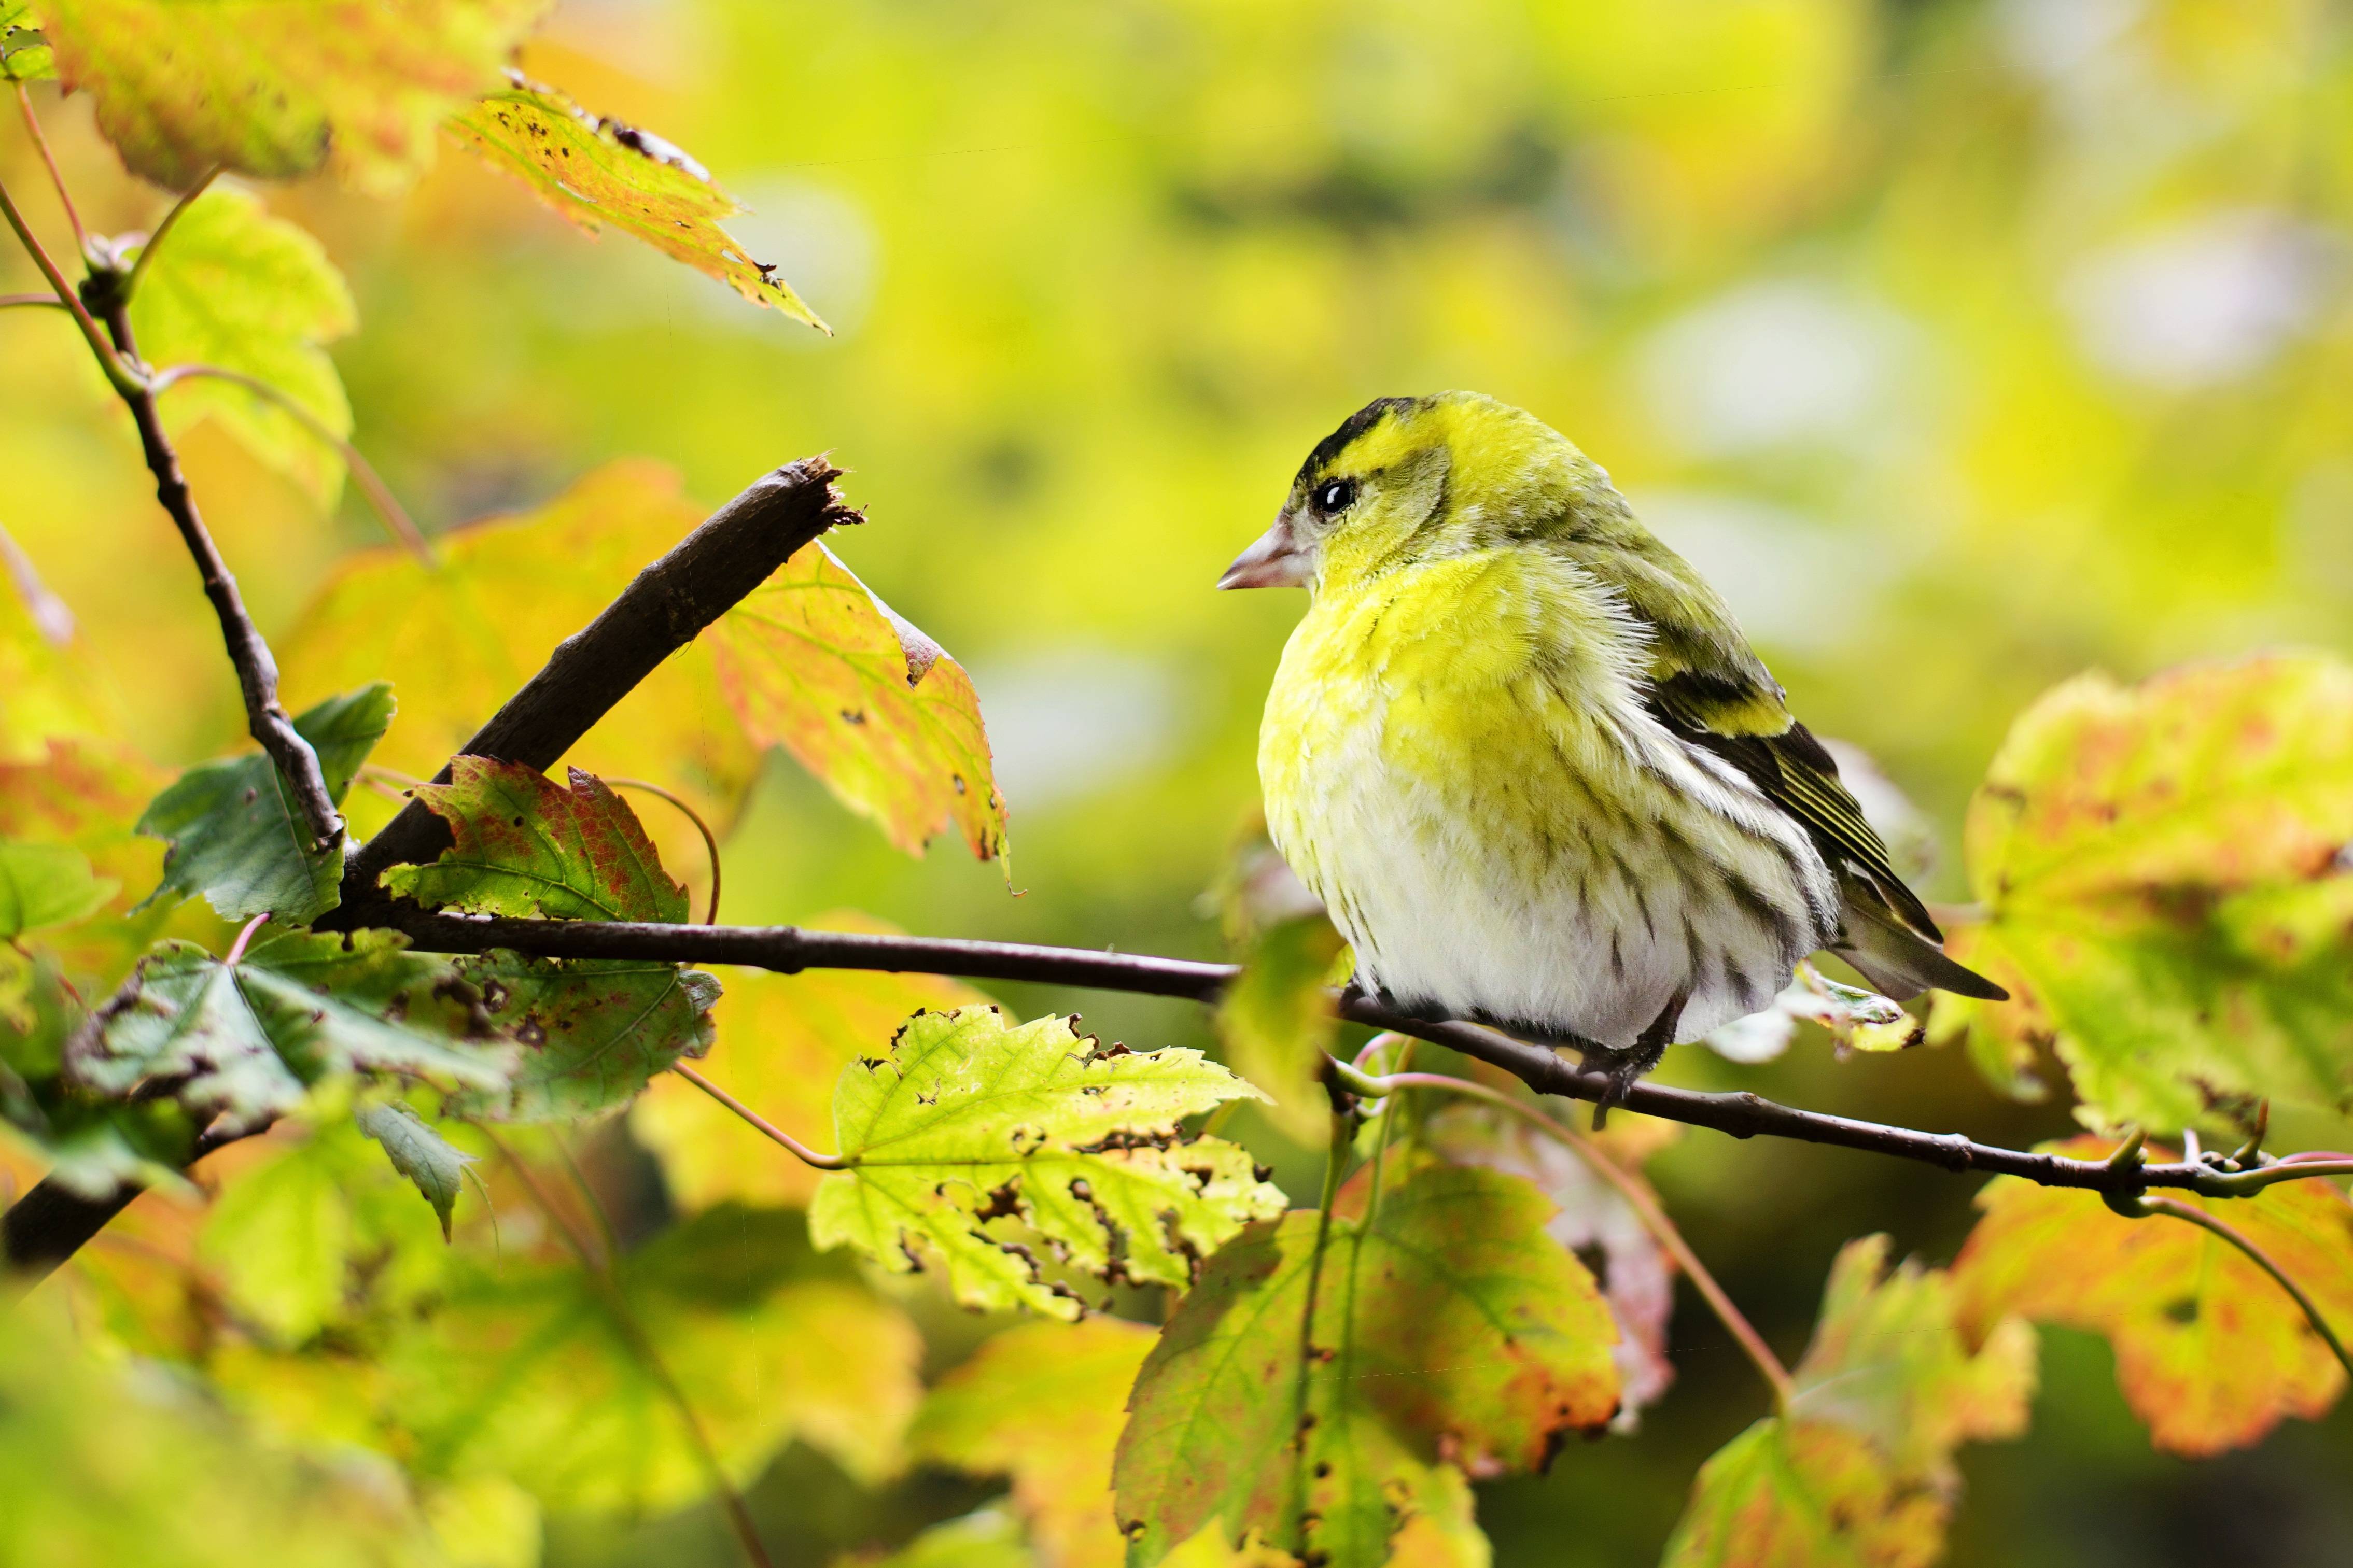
[1952, 1137, 2353, 1457]
[383, 758, 688, 924]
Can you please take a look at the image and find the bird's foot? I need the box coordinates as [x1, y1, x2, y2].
[1582, 992, 1688, 1131]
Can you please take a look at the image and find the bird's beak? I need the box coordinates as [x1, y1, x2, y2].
[1217, 520, 1310, 590]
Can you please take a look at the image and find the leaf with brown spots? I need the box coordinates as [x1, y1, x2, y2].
[453, 950, 719, 1121]
[808, 1006, 1278, 1318]
[1930, 654, 2353, 1130]
[1952, 1137, 2353, 1457]
[710, 541, 1007, 864]
[449, 73, 822, 326]
[1662, 1236, 2035, 1568]
[382, 757, 688, 924]
[911, 1317, 1155, 1568]
[1113, 1164, 1618, 1568]
[36, 0, 545, 192]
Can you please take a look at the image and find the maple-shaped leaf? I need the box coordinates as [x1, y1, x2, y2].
[1, 947, 198, 1197]
[0, 1, 50, 81]
[1662, 1236, 2036, 1567]
[1952, 1137, 2353, 1457]
[138, 684, 391, 925]
[129, 186, 357, 506]
[280, 461, 758, 877]
[392, 1205, 923, 1512]
[710, 541, 1007, 863]
[450, 73, 822, 327]
[452, 951, 719, 1121]
[1929, 654, 2353, 1129]
[0, 839, 113, 939]
[633, 918, 988, 1209]
[36, 0, 545, 191]
[382, 757, 689, 923]
[355, 1100, 474, 1241]
[68, 929, 513, 1136]
[1114, 1163, 1616, 1568]
[1422, 1101, 1678, 1426]
[808, 1006, 1280, 1318]
[911, 1317, 1156, 1568]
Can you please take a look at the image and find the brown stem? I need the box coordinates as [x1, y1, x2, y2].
[88, 299, 343, 846]
[0, 291, 65, 310]
[0, 172, 138, 393]
[606, 778, 722, 924]
[1350, 1063, 1796, 1409]
[12, 84, 87, 258]
[671, 1064, 844, 1168]
[150, 363, 432, 564]
[2137, 1195, 2353, 1387]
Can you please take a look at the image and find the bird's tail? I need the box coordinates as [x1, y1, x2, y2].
[1828, 874, 2008, 1002]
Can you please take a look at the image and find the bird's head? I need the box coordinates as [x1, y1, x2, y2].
[1218, 391, 1607, 594]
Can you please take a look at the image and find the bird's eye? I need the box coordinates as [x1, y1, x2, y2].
[1314, 478, 1356, 514]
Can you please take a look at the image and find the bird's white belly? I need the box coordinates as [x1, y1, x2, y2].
[1272, 698, 1833, 1049]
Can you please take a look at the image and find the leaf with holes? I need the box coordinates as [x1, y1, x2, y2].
[36, 0, 545, 190]
[1952, 1137, 2353, 1457]
[911, 1317, 1155, 1568]
[633, 917, 988, 1209]
[453, 951, 718, 1121]
[0, 0, 50, 80]
[807, 1006, 1279, 1318]
[1114, 1164, 1617, 1568]
[450, 73, 821, 326]
[1662, 1236, 2035, 1567]
[129, 186, 357, 505]
[68, 929, 512, 1136]
[391, 1206, 922, 1512]
[279, 462, 757, 879]
[356, 1100, 474, 1241]
[711, 541, 1006, 864]
[382, 757, 688, 923]
[137, 684, 391, 925]
[1929, 655, 2353, 1129]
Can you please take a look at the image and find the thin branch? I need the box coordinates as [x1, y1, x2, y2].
[2136, 1195, 2353, 1388]
[0, 291, 64, 310]
[1340, 1060, 1795, 1409]
[121, 166, 219, 304]
[607, 778, 722, 924]
[150, 363, 432, 564]
[12, 83, 88, 260]
[671, 1063, 844, 1168]
[323, 456, 856, 928]
[0, 172, 141, 394]
[86, 298, 343, 847]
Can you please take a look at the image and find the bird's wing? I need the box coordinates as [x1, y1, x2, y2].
[1566, 535, 1946, 944]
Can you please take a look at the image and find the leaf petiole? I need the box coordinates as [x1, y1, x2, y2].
[670, 1062, 844, 1169]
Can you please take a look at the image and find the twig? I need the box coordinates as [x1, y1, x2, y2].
[671, 1063, 844, 1168]
[1336, 1058, 1795, 1409]
[607, 778, 722, 924]
[12, 83, 87, 259]
[120, 166, 219, 304]
[0, 172, 141, 394]
[370, 908, 2353, 1203]
[484, 1130, 776, 1568]
[2135, 1195, 2353, 1388]
[150, 363, 432, 564]
[0, 291, 64, 310]
[323, 456, 855, 927]
[83, 296, 343, 847]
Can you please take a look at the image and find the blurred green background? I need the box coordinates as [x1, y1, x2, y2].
[5, 0, 2351, 1562]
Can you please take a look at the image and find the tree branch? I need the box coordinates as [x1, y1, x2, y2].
[322, 455, 853, 928]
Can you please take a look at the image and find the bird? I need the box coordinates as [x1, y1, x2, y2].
[1221, 391, 2006, 1112]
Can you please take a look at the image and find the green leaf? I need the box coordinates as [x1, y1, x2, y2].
[393, 1205, 923, 1513]
[70, 928, 513, 1136]
[1662, 1236, 2035, 1567]
[0, 543, 116, 765]
[710, 541, 1007, 864]
[128, 186, 357, 506]
[911, 1318, 1156, 1568]
[452, 951, 719, 1121]
[1, 945, 201, 1196]
[0, 1, 51, 81]
[867, 1511, 1035, 1568]
[1931, 654, 2353, 1129]
[450, 73, 823, 328]
[1953, 1137, 2353, 1458]
[1704, 961, 1921, 1065]
[36, 0, 545, 191]
[137, 684, 392, 924]
[808, 1006, 1281, 1318]
[356, 1099, 474, 1240]
[1113, 1164, 1618, 1568]
[383, 757, 689, 922]
[1214, 911, 1344, 1145]
[0, 838, 112, 938]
